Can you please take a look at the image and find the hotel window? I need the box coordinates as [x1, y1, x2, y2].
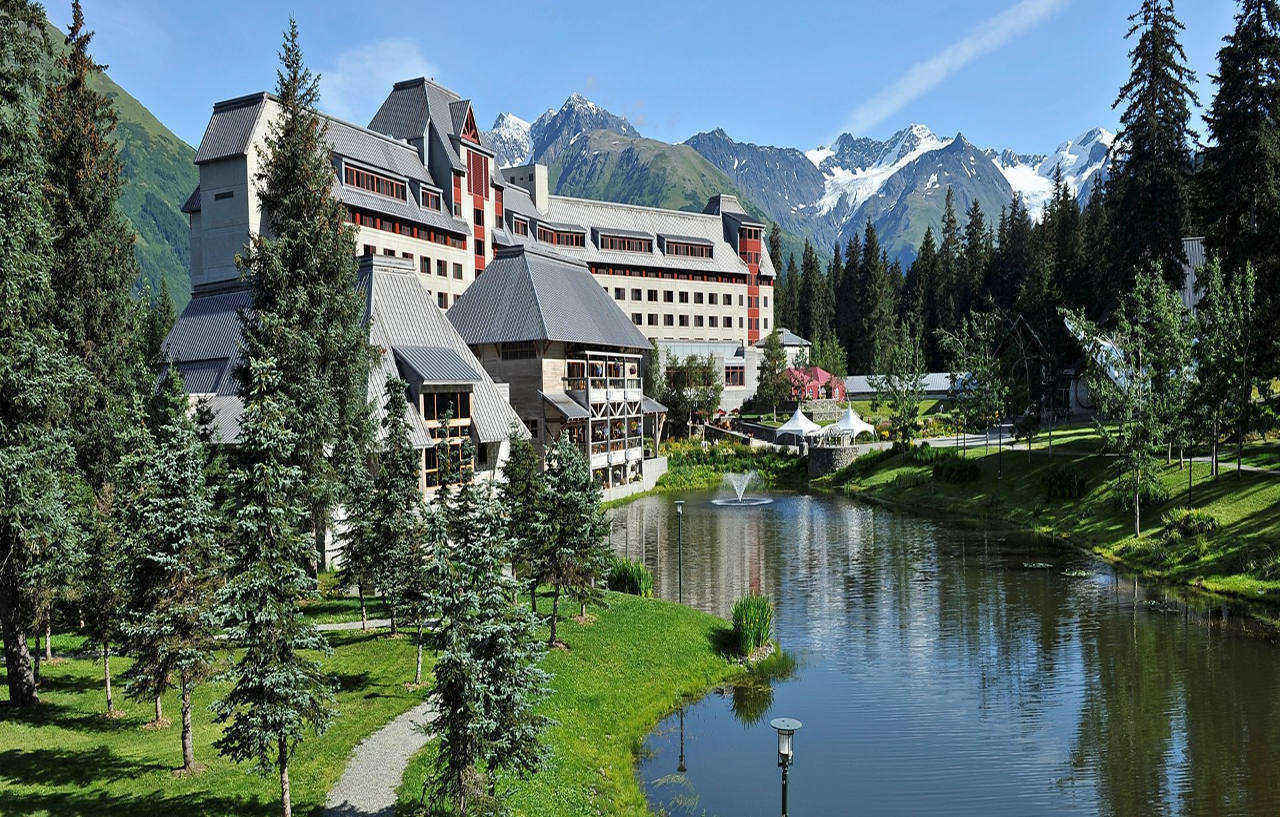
[647, 314, 658, 326]
[436, 259, 447, 277]
[420, 257, 430, 274]
[663, 291, 674, 303]
[474, 208, 484, 226]
[694, 315, 704, 327]
[383, 248, 395, 256]
[499, 342, 537, 360]
[664, 314, 674, 326]
[474, 239, 484, 256]
[631, 288, 641, 300]
[764, 318, 770, 329]
[402, 252, 413, 262]
[344, 165, 406, 201]
[453, 263, 463, 279]
[725, 366, 745, 387]
[724, 313, 733, 326]
[679, 315, 689, 327]
[694, 292, 704, 304]
[632, 313, 642, 325]
[764, 296, 769, 307]
[710, 316, 719, 328]
[614, 287, 625, 299]
[647, 289, 657, 302]
[437, 292, 447, 308]
[709, 293, 718, 305]
[467, 151, 490, 198]
[512, 217, 529, 236]
[363, 244, 375, 256]
[422, 189, 441, 210]
[679, 291, 689, 304]
[599, 234, 653, 252]
[665, 240, 712, 258]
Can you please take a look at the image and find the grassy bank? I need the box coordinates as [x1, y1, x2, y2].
[817, 437, 1280, 601]
[395, 591, 738, 817]
[602, 439, 806, 511]
[0, 630, 431, 817]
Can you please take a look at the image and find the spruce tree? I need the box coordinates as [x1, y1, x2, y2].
[141, 278, 176, 369]
[236, 20, 372, 572]
[120, 367, 220, 766]
[767, 224, 783, 275]
[1203, 0, 1280, 381]
[778, 253, 799, 331]
[0, 0, 84, 708]
[213, 352, 334, 817]
[1192, 258, 1252, 475]
[858, 230, 897, 375]
[961, 200, 991, 313]
[1110, 0, 1199, 290]
[755, 329, 791, 419]
[870, 321, 927, 443]
[540, 437, 610, 647]
[936, 188, 963, 336]
[499, 427, 547, 613]
[333, 417, 379, 631]
[429, 440, 547, 816]
[369, 379, 433, 683]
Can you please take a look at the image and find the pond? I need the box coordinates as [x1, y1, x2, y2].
[608, 490, 1280, 817]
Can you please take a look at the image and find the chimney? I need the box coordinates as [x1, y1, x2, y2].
[501, 163, 550, 213]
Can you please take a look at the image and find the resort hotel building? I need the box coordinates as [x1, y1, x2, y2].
[165, 74, 778, 495]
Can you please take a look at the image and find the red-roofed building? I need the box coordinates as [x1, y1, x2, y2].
[788, 366, 846, 401]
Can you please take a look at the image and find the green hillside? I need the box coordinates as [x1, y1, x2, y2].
[42, 20, 196, 308]
[548, 130, 806, 276]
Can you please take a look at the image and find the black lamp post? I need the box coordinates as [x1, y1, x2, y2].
[677, 705, 687, 773]
[674, 500, 684, 605]
[770, 717, 801, 817]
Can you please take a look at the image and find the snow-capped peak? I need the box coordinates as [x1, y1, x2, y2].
[813, 124, 948, 216]
[483, 112, 533, 168]
[805, 146, 834, 167]
[986, 126, 1115, 218]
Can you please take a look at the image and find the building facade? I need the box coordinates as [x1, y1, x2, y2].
[449, 245, 667, 492]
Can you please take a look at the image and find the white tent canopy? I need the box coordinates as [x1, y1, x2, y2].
[776, 406, 821, 437]
[816, 407, 876, 440]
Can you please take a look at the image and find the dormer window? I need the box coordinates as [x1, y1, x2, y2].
[344, 165, 406, 201]
[599, 234, 653, 253]
[665, 240, 713, 258]
[422, 189, 441, 211]
[537, 225, 585, 247]
[512, 217, 529, 237]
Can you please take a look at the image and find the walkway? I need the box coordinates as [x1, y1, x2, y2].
[322, 699, 438, 817]
[315, 618, 391, 633]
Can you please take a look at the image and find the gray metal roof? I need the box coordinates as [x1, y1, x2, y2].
[362, 256, 525, 443]
[449, 100, 470, 137]
[159, 257, 524, 446]
[593, 226, 653, 240]
[754, 327, 810, 348]
[325, 118, 430, 183]
[657, 233, 713, 247]
[194, 93, 267, 165]
[182, 186, 201, 213]
[368, 78, 466, 171]
[449, 245, 651, 351]
[393, 346, 479, 384]
[845, 372, 959, 395]
[335, 179, 469, 236]
[642, 396, 668, 414]
[541, 391, 590, 421]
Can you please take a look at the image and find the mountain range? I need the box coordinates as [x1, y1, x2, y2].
[485, 95, 1114, 268]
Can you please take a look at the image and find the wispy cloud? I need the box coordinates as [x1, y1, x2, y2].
[321, 39, 435, 123]
[841, 0, 1070, 136]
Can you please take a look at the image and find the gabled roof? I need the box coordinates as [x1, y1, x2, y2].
[448, 244, 651, 351]
[755, 328, 810, 348]
[368, 77, 467, 171]
[160, 257, 525, 447]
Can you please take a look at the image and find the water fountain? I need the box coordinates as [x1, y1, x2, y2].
[712, 471, 772, 506]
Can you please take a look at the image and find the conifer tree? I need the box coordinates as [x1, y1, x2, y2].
[870, 321, 927, 443]
[908, 227, 943, 367]
[499, 427, 547, 613]
[936, 188, 963, 336]
[0, 1, 82, 707]
[939, 311, 1006, 456]
[236, 20, 372, 572]
[141, 278, 176, 369]
[1203, 0, 1280, 380]
[767, 224, 783, 275]
[858, 229, 897, 375]
[961, 200, 991, 313]
[120, 367, 220, 766]
[797, 241, 827, 342]
[755, 329, 791, 419]
[213, 352, 334, 817]
[834, 231, 866, 370]
[1193, 258, 1258, 475]
[334, 421, 379, 631]
[1109, 0, 1199, 290]
[987, 196, 1035, 312]
[368, 379, 433, 682]
[540, 437, 610, 647]
[777, 253, 799, 331]
[428, 439, 547, 816]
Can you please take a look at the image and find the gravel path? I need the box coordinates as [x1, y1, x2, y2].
[323, 699, 438, 817]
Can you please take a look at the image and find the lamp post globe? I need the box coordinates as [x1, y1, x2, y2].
[770, 718, 802, 817]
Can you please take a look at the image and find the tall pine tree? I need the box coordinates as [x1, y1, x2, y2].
[1109, 0, 1199, 291]
[236, 20, 372, 572]
[0, 0, 82, 708]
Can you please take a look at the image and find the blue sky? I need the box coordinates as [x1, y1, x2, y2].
[50, 0, 1237, 155]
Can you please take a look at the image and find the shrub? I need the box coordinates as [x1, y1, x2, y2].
[932, 452, 981, 484]
[730, 595, 774, 657]
[1040, 463, 1089, 501]
[606, 556, 653, 597]
[1163, 507, 1221, 539]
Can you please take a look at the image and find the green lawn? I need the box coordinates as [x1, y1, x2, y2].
[0, 630, 431, 817]
[820, 438, 1280, 602]
[395, 591, 738, 817]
